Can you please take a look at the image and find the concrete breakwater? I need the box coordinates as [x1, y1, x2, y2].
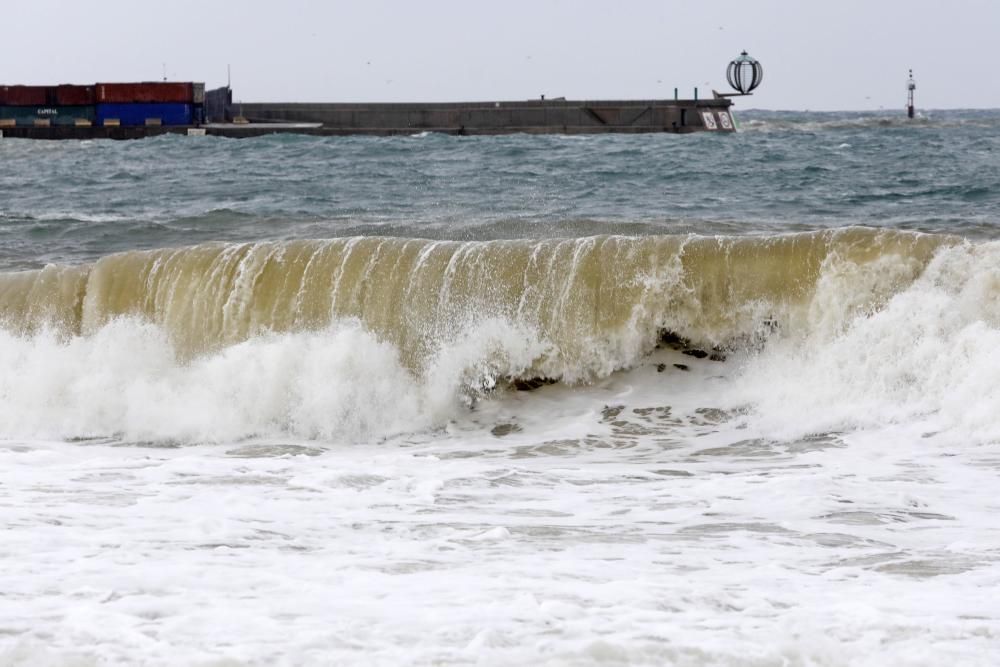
[0, 87, 736, 138]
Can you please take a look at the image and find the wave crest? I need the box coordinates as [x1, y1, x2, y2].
[0, 229, 946, 381]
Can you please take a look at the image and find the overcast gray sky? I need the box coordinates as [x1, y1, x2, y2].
[2, 0, 996, 110]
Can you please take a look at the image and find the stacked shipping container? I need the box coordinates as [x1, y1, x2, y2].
[0, 82, 204, 127]
[0, 85, 88, 127]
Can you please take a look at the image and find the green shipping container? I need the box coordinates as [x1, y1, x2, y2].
[0, 105, 96, 126]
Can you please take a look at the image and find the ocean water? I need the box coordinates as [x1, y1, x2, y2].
[2, 109, 1000, 666]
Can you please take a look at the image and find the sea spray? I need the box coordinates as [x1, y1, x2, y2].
[0, 319, 434, 442]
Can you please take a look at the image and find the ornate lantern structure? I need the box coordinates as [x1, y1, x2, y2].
[726, 51, 763, 95]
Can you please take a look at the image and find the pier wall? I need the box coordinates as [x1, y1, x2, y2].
[229, 99, 734, 134]
[0, 98, 737, 139]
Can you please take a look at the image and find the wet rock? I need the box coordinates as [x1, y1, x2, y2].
[709, 352, 727, 362]
[652, 469, 694, 477]
[657, 330, 691, 350]
[601, 405, 625, 420]
[511, 377, 558, 391]
[682, 349, 708, 359]
[673, 364, 689, 371]
[656, 363, 666, 372]
[491, 423, 523, 437]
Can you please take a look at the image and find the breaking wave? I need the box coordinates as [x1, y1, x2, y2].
[0, 229, 945, 367]
[6, 227, 999, 443]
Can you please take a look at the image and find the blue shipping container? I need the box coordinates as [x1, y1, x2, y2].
[96, 103, 193, 126]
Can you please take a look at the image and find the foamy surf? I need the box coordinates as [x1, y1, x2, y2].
[2, 334, 998, 666]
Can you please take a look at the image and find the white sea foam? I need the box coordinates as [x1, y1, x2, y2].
[2, 343, 999, 665]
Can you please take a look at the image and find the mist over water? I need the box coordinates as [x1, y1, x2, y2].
[2, 110, 1000, 665]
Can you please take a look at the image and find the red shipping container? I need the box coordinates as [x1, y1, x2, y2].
[0, 85, 50, 106]
[95, 82, 194, 104]
[55, 84, 96, 106]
